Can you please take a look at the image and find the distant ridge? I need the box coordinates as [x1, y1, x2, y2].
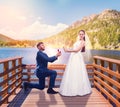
[70, 9, 120, 28]
[0, 34, 14, 42]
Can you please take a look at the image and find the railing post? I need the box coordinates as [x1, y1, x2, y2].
[116, 64, 120, 101]
[3, 61, 9, 104]
[107, 62, 113, 102]
[18, 58, 23, 88]
[93, 58, 97, 88]
[100, 60, 105, 90]
[11, 60, 16, 94]
[27, 66, 31, 82]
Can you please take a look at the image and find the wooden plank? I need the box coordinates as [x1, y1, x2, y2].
[94, 81, 120, 106]
[0, 57, 23, 64]
[93, 64, 120, 79]
[94, 70, 120, 89]
[93, 56, 120, 64]
[94, 76, 120, 98]
[21, 105, 111, 107]
[19, 88, 112, 107]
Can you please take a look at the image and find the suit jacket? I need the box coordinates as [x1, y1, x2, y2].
[36, 50, 57, 70]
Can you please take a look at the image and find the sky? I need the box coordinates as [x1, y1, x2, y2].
[0, 0, 120, 40]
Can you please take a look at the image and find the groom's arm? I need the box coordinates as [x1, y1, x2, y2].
[38, 52, 58, 62]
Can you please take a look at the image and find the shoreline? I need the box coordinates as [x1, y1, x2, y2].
[0, 46, 120, 51]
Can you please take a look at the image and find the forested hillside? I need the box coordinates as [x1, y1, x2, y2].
[42, 9, 120, 50]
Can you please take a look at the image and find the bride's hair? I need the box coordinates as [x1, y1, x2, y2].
[77, 30, 92, 63]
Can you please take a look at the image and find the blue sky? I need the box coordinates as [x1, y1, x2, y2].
[0, 0, 120, 40]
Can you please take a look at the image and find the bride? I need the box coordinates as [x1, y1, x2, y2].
[59, 30, 92, 96]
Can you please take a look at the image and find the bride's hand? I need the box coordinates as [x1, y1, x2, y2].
[63, 47, 68, 52]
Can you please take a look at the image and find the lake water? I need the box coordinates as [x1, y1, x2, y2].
[0, 47, 120, 65]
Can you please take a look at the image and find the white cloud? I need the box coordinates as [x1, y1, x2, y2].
[0, 6, 68, 40]
[0, 19, 68, 40]
[16, 20, 68, 40]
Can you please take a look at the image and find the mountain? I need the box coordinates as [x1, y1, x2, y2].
[42, 9, 120, 50]
[0, 34, 14, 42]
[70, 9, 120, 28]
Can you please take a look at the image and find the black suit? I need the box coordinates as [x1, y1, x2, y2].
[28, 50, 58, 90]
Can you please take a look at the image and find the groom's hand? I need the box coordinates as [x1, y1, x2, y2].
[57, 49, 61, 53]
[56, 49, 61, 57]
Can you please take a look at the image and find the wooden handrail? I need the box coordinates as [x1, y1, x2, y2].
[0, 57, 23, 106]
[0, 56, 23, 63]
[22, 64, 94, 87]
[0, 56, 120, 107]
[93, 56, 120, 107]
[93, 56, 120, 64]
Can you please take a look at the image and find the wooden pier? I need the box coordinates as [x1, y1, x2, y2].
[0, 56, 120, 107]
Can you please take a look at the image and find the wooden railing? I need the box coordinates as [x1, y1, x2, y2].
[0, 56, 120, 106]
[22, 64, 94, 87]
[93, 56, 120, 107]
[0, 57, 23, 106]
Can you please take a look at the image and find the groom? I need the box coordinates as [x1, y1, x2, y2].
[23, 42, 61, 94]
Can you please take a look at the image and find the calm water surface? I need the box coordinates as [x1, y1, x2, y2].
[0, 47, 120, 64]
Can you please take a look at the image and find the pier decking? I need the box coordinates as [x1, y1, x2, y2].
[2, 88, 111, 107]
[0, 56, 120, 107]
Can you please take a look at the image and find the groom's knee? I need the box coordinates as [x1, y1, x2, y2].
[50, 70, 57, 77]
[53, 70, 57, 76]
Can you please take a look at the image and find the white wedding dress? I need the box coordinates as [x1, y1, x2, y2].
[59, 40, 92, 96]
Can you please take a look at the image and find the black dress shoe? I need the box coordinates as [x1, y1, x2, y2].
[47, 88, 58, 94]
[23, 82, 29, 92]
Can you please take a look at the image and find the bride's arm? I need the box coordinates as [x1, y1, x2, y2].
[64, 41, 85, 53]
